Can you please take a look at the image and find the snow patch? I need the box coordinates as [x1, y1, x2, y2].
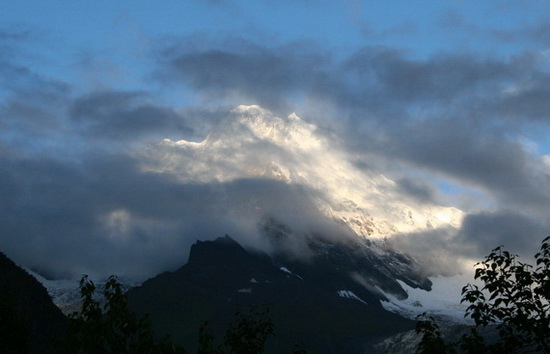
[337, 290, 368, 305]
[279, 266, 303, 279]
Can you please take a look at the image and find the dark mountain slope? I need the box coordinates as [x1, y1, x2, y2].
[0, 252, 67, 354]
[262, 217, 432, 299]
[127, 235, 416, 353]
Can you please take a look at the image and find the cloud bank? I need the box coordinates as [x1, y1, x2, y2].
[1, 3, 549, 280]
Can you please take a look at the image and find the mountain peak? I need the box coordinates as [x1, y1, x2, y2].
[149, 105, 463, 240]
[186, 235, 268, 272]
[214, 233, 239, 244]
[229, 105, 321, 150]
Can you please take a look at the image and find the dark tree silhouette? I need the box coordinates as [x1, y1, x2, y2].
[63, 275, 278, 354]
[197, 305, 275, 354]
[63, 275, 185, 353]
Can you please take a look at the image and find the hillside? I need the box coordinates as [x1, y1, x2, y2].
[0, 252, 66, 353]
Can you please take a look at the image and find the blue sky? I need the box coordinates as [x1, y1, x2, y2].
[5, 1, 549, 87]
[1, 1, 549, 278]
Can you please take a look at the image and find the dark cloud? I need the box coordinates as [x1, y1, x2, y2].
[343, 48, 513, 104]
[163, 43, 329, 114]
[69, 91, 192, 140]
[389, 211, 549, 276]
[493, 75, 550, 122]
[458, 211, 549, 258]
[0, 150, 346, 280]
[374, 120, 550, 211]
[163, 43, 530, 117]
[395, 178, 435, 203]
[0, 26, 69, 98]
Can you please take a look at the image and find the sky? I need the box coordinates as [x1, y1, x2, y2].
[1, 1, 549, 280]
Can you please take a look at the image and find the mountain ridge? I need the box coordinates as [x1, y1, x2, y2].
[127, 235, 422, 353]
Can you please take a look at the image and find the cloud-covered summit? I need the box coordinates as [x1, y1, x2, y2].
[147, 105, 463, 239]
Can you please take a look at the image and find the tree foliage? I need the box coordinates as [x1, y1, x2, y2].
[416, 236, 550, 353]
[61, 275, 277, 354]
[198, 305, 275, 354]
[415, 313, 455, 354]
[62, 275, 185, 354]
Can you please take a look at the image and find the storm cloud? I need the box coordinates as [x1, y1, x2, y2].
[69, 91, 192, 140]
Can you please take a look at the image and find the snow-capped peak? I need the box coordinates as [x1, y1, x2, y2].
[230, 105, 322, 151]
[145, 105, 463, 239]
